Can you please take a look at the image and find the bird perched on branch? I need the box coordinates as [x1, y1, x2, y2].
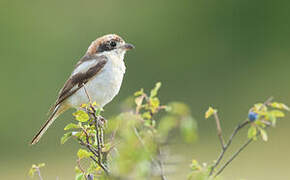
[31, 34, 134, 145]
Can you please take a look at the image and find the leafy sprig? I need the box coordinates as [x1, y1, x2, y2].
[190, 97, 289, 179]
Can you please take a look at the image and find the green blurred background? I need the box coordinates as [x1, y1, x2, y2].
[1, 0, 290, 179]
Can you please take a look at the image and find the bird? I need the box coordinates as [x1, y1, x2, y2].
[31, 34, 134, 145]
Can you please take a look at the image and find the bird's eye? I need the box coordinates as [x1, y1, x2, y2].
[110, 41, 117, 47]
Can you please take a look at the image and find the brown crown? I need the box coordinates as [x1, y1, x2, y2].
[86, 34, 124, 55]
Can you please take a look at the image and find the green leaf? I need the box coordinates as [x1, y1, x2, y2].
[150, 97, 160, 113]
[205, 107, 217, 119]
[253, 103, 267, 112]
[267, 113, 277, 126]
[87, 161, 100, 174]
[270, 102, 290, 111]
[28, 163, 45, 178]
[180, 117, 198, 143]
[75, 173, 84, 180]
[64, 123, 80, 130]
[28, 166, 36, 178]
[142, 111, 152, 120]
[94, 107, 103, 116]
[150, 82, 161, 98]
[168, 102, 190, 116]
[73, 110, 90, 122]
[190, 159, 202, 171]
[134, 88, 144, 96]
[37, 163, 45, 168]
[144, 119, 152, 127]
[77, 149, 93, 159]
[255, 120, 266, 128]
[258, 128, 268, 142]
[248, 126, 257, 140]
[61, 132, 73, 144]
[158, 116, 177, 137]
[270, 110, 285, 118]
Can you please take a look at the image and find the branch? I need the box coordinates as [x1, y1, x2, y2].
[214, 124, 270, 177]
[214, 137, 253, 177]
[213, 111, 225, 148]
[209, 120, 250, 176]
[209, 97, 273, 176]
[157, 146, 167, 180]
[81, 84, 110, 176]
[35, 168, 43, 180]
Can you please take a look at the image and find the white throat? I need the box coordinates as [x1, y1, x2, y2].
[67, 49, 127, 108]
[101, 49, 126, 73]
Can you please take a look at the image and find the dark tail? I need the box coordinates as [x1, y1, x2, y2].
[30, 104, 66, 145]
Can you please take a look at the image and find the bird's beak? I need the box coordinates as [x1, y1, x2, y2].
[120, 43, 135, 51]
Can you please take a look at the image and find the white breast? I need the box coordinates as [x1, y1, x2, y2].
[67, 52, 126, 108]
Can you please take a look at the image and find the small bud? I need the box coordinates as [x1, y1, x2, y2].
[87, 174, 94, 180]
[248, 111, 258, 122]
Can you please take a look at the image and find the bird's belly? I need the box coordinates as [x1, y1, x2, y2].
[67, 64, 125, 109]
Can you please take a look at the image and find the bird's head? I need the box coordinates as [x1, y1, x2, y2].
[86, 34, 134, 56]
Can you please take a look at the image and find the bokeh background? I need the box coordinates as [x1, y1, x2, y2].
[1, 0, 290, 179]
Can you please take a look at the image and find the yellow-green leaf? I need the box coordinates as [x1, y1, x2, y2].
[75, 173, 84, 180]
[37, 163, 45, 168]
[270, 102, 290, 111]
[134, 88, 144, 96]
[253, 103, 267, 112]
[150, 97, 160, 113]
[180, 116, 198, 143]
[28, 163, 45, 178]
[190, 159, 201, 171]
[259, 128, 268, 142]
[73, 110, 90, 122]
[28, 167, 36, 178]
[270, 110, 285, 118]
[61, 132, 72, 144]
[157, 115, 177, 138]
[150, 82, 161, 98]
[168, 102, 190, 116]
[64, 123, 79, 130]
[248, 126, 257, 140]
[205, 107, 217, 119]
[77, 149, 93, 159]
[142, 111, 152, 120]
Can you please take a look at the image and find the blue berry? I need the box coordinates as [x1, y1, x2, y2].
[248, 112, 258, 122]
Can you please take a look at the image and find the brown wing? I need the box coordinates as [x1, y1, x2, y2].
[51, 55, 108, 110]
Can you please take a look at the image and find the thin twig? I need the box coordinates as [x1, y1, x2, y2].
[78, 139, 98, 159]
[157, 146, 167, 180]
[209, 97, 273, 176]
[214, 124, 270, 177]
[77, 158, 86, 174]
[83, 83, 92, 103]
[35, 168, 43, 180]
[213, 111, 225, 148]
[81, 84, 110, 175]
[94, 115, 110, 175]
[79, 133, 110, 175]
[263, 96, 274, 106]
[133, 127, 146, 146]
[214, 138, 253, 177]
[209, 120, 250, 176]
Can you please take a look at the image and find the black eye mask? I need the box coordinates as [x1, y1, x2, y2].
[97, 41, 117, 53]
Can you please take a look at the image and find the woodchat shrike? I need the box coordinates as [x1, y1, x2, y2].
[31, 34, 134, 145]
